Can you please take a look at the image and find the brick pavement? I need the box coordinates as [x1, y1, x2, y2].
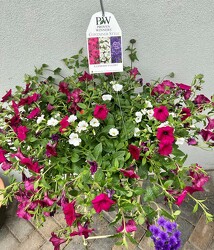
[0, 170, 213, 250]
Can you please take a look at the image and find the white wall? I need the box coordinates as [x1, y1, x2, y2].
[0, 0, 213, 169]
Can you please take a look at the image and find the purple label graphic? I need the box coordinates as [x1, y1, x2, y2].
[110, 36, 122, 63]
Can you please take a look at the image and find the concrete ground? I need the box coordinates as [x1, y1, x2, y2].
[0, 170, 213, 250]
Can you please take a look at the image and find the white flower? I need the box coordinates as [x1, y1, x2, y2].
[69, 133, 81, 146]
[68, 115, 77, 123]
[135, 116, 142, 123]
[76, 121, 88, 132]
[110, 80, 117, 85]
[169, 112, 176, 117]
[37, 115, 45, 124]
[102, 94, 112, 101]
[175, 138, 185, 145]
[112, 84, 123, 92]
[54, 113, 60, 118]
[145, 100, 153, 108]
[158, 121, 169, 128]
[109, 128, 119, 136]
[134, 128, 140, 137]
[141, 109, 147, 115]
[47, 117, 59, 126]
[147, 110, 154, 119]
[135, 111, 142, 117]
[90, 118, 100, 127]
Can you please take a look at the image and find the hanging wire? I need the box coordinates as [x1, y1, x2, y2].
[100, 0, 105, 16]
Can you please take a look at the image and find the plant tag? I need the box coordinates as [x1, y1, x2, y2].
[86, 12, 123, 74]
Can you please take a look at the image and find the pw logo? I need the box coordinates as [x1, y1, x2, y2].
[96, 16, 111, 25]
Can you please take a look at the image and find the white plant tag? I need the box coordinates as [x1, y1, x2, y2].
[86, 12, 123, 74]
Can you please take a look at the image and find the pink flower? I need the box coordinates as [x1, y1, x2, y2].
[190, 165, 209, 190]
[130, 67, 139, 78]
[46, 142, 58, 157]
[92, 193, 115, 213]
[200, 129, 214, 141]
[16, 126, 28, 141]
[105, 72, 113, 76]
[59, 82, 69, 94]
[62, 201, 77, 226]
[9, 115, 20, 128]
[128, 144, 141, 160]
[1, 89, 12, 102]
[120, 169, 139, 179]
[152, 80, 175, 95]
[22, 83, 32, 94]
[18, 93, 40, 106]
[116, 219, 137, 233]
[158, 142, 173, 156]
[156, 126, 174, 144]
[176, 83, 191, 100]
[21, 158, 43, 173]
[59, 116, 69, 133]
[43, 192, 55, 206]
[49, 232, 66, 250]
[187, 138, 198, 145]
[194, 94, 210, 106]
[27, 107, 41, 119]
[93, 104, 109, 120]
[79, 71, 93, 82]
[47, 103, 55, 112]
[205, 117, 214, 130]
[70, 222, 94, 239]
[16, 201, 32, 220]
[67, 88, 83, 104]
[1, 161, 12, 171]
[181, 108, 191, 121]
[175, 190, 188, 206]
[153, 106, 169, 122]
[12, 100, 19, 116]
[0, 148, 7, 163]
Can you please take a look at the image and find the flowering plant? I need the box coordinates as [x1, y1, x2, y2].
[0, 40, 213, 249]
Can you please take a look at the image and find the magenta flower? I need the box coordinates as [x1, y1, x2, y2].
[92, 193, 115, 213]
[153, 106, 169, 122]
[0, 148, 7, 163]
[87, 161, 98, 175]
[22, 83, 32, 94]
[205, 117, 214, 130]
[181, 107, 191, 121]
[62, 201, 77, 226]
[194, 94, 210, 106]
[21, 158, 43, 173]
[70, 222, 94, 239]
[49, 232, 66, 250]
[176, 83, 191, 99]
[120, 169, 139, 179]
[116, 219, 137, 233]
[156, 126, 174, 144]
[175, 189, 188, 206]
[1, 89, 12, 102]
[16, 201, 33, 220]
[93, 104, 109, 120]
[59, 82, 69, 94]
[128, 144, 141, 160]
[200, 129, 214, 141]
[18, 93, 40, 106]
[1, 161, 12, 171]
[152, 80, 175, 95]
[46, 142, 58, 157]
[43, 192, 55, 206]
[190, 165, 209, 191]
[16, 126, 29, 141]
[27, 107, 41, 119]
[59, 116, 69, 133]
[130, 67, 139, 78]
[158, 142, 173, 156]
[187, 138, 198, 145]
[79, 71, 93, 82]
[47, 103, 55, 112]
[12, 100, 19, 116]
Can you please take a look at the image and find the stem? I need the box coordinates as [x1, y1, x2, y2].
[87, 234, 113, 240]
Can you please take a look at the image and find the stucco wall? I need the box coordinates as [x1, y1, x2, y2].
[0, 0, 213, 169]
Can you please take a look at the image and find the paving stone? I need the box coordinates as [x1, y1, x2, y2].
[35, 216, 61, 240]
[40, 240, 55, 250]
[63, 236, 90, 250]
[5, 199, 18, 217]
[92, 214, 116, 235]
[189, 215, 214, 250]
[53, 210, 67, 227]
[207, 236, 214, 250]
[138, 235, 154, 250]
[134, 226, 146, 242]
[17, 230, 45, 250]
[175, 216, 194, 246]
[183, 241, 200, 250]
[111, 239, 137, 250]
[6, 215, 34, 242]
[0, 226, 20, 250]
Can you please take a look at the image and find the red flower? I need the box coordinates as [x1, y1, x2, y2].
[79, 71, 93, 82]
[156, 126, 174, 144]
[59, 82, 69, 94]
[158, 142, 173, 156]
[70, 222, 94, 239]
[128, 144, 141, 160]
[16, 126, 28, 141]
[105, 72, 113, 76]
[116, 219, 137, 233]
[194, 94, 210, 106]
[18, 93, 40, 106]
[181, 108, 191, 121]
[200, 129, 214, 141]
[22, 83, 32, 94]
[21, 158, 43, 173]
[27, 107, 41, 119]
[92, 193, 115, 213]
[12, 100, 19, 116]
[1, 89, 12, 102]
[59, 116, 69, 133]
[93, 104, 109, 120]
[153, 106, 169, 122]
[130, 67, 139, 78]
[62, 201, 77, 226]
[205, 117, 214, 130]
[120, 169, 139, 179]
[49, 232, 66, 250]
[46, 142, 57, 157]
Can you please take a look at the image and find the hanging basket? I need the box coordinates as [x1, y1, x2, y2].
[0, 178, 6, 228]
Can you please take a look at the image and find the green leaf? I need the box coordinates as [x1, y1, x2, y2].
[77, 103, 87, 109]
[193, 203, 198, 213]
[94, 168, 104, 182]
[71, 152, 80, 163]
[173, 210, 181, 216]
[164, 180, 173, 189]
[42, 64, 48, 68]
[93, 143, 102, 160]
[160, 208, 174, 220]
[53, 67, 62, 75]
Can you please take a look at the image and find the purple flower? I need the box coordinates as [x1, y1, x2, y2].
[149, 225, 161, 237]
[106, 189, 115, 198]
[51, 134, 60, 142]
[157, 216, 167, 227]
[187, 138, 198, 145]
[87, 161, 98, 175]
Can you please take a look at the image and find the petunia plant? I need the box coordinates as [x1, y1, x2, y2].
[0, 40, 214, 249]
